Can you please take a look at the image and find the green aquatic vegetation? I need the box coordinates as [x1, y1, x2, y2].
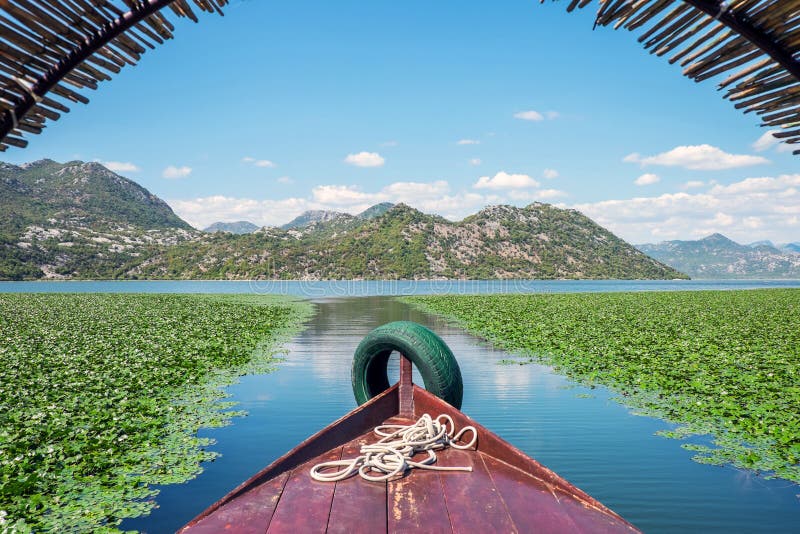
[404, 290, 800, 483]
[0, 293, 311, 532]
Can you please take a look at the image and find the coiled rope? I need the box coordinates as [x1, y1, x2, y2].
[309, 413, 478, 483]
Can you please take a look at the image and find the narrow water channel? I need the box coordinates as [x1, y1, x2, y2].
[124, 296, 800, 533]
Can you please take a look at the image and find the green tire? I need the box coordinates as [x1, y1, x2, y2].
[351, 321, 463, 409]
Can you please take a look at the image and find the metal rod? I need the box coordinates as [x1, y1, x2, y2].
[399, 355, 414, 417]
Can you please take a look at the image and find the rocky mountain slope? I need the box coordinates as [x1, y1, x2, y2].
[0, 159, 194, 279]
[280, 202, 395, 230]
[0, 159, 685, 280]
[638, 233, 800, 279]
[281, 210, 349, 229]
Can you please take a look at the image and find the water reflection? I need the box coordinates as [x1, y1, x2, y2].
[123, 296, 800, 534]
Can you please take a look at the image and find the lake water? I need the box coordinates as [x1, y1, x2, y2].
[3, 278, 800, 295]
[5, 281, 799, 532]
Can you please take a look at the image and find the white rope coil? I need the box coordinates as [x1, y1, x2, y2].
[309, 413, 478, 483]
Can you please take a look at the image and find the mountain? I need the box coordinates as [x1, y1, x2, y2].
[0, 159, 190, 232]
[281, 210, 351, 229]
[1, 162, 685, 281]
[781, 243, 800, 254]
[204, 221, 260, 234]
[356, 202, 394, 220]
[279, 203, 394, 231]
[126, 203, 685, 280]
[637, 233, 800, 279]
[0, 159, 195, 279]
[748, 240, 774, 248]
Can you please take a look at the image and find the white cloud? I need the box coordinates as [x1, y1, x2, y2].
[751, 131, 795, 154]
[162, 165, 192, 179]
[513, 110, 543, 121]
[474, 171, 540, 190]
[277, 176, 293, 184]
[169, 179, 509, 228]
[242, 157, 276, 168]
[384, 180, 450, 199]
[682, 180, 705, 189]
[542, 168, 559, 180]
[570, 174, 800, 244]
[469, 158, 482, 166]
[312, 185, 375, 205]
[344, 151, 385, 167]
[709, 174, 800, 195]
[100, 161, 139, 173]
[538, 188, 567, 199]
[509, 189, 567, 201]
[457, 139, 480, 145]
[311, 180, 450, 207]
[170, 195, 311, 229]
[743, 216, 763, 229]
[168, 171, 798, 243]
[513, 110, 558, 121]
[634, 173, 660, 186]
[624, 144, 769, 170]
[753, 131, 780, 152]
[710, 212, 734, 226]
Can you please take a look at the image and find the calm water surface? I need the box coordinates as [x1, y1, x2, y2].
[6, 281, 798, 532]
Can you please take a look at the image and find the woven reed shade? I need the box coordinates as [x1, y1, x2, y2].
[556, 0, 800, 154]
[1, 1, 799, 153]
[0, 0, 226, 150]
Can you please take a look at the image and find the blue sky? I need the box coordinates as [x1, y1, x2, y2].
[4, 0, 798, 243]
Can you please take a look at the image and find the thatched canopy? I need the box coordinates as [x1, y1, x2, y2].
[559, 0, 800, 154]
[0, 0, 226, 150]
[1, 1, 799, 153]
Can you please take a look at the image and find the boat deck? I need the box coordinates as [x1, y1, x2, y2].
[181, 357, 639, 533]
[184, 412, 635, 533]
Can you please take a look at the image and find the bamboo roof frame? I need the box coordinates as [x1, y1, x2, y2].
[558, 0, 800, 155]
[0, 0, 227, 150]
[0, 0, 799, 153]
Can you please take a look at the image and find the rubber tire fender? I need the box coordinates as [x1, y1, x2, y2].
[351, 321, 463, 409]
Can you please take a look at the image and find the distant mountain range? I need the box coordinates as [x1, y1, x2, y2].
[746, 240, 800, 255]
[638, 234, 800, 279]
[0, 159, 685, 280]
[130, 202, 683, 280]
[204, 221, 260, 234]
[203, 203, 396, 234]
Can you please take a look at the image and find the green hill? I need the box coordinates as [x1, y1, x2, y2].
[0, 160, 194, 279]
[0, 160, 189, 233]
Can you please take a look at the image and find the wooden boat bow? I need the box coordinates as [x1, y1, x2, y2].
[180, 324, 641, 533]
